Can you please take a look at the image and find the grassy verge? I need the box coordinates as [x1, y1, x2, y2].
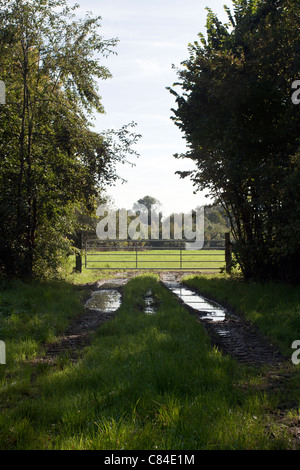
[0, 279, 85, 407]
[0, 274, 299, 449]
[61, 255, 124, 285]
[0, 278, 83, 355]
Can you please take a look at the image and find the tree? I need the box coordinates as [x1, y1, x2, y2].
[0, 0, 140, 278]
[169, 0, 300, 281]
[132, 196, 161, 214]
[131, 196, 161, 240]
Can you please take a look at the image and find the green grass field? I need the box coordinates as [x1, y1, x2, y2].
[84, 249, 226, 270]
[0, 273, 299, 449]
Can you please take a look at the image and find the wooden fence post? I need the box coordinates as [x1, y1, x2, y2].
[225, 232, 232, 274]
[75, 232, 82, 273]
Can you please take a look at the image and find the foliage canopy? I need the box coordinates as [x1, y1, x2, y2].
[169, 0, 300, 281]
[0, 0, 140, 278]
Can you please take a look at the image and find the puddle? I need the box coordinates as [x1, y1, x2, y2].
[160, 275, 285, 366]
[97, 278, 129, 288]
[168, 285, 228, 322]
[214, 326, 231, 337]
[85, 289, 122, 312]
[144, 289, 157, 315]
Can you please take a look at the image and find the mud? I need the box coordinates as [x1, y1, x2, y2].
[39, 270, 287, 367]
[159, 271, 285, 367]
[144, 289, 157, 315]
[28, 271, 299, 448]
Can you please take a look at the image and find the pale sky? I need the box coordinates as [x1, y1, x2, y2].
[76, 0, 232, 215]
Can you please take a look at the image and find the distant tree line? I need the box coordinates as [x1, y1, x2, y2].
[85, 195, 230, 248]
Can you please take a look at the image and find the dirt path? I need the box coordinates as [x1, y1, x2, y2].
[159, 271, 285, 367]
[39, 270, 287, 368]
[159, 272, 300, 447]
[30, 271, 299, 447]
[34, 269, 288, 370]
[35, 274, 137, 364]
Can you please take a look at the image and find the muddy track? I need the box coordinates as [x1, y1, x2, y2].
[29, 271, 299, 448]
[33, 274, 137, 364]
[159, 271, 286, 367]
[159, 272, 300, 446]
[38, 270, 288, 369]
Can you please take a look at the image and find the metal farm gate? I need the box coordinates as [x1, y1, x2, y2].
[83, 235, 232, 272]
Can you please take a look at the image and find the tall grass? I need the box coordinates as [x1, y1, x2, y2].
[0, 279, 83, 362]
[0, 274, 297, 449]
[0, 279, 86, 413]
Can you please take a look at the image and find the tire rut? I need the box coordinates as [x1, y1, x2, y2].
[31, 275, 135, 365]
[159, 271, 286, 368]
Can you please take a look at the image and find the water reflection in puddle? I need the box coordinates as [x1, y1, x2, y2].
[169, 286, 227, 322]
[144, 289, 156, 315]
[85, 289, 122, 312]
